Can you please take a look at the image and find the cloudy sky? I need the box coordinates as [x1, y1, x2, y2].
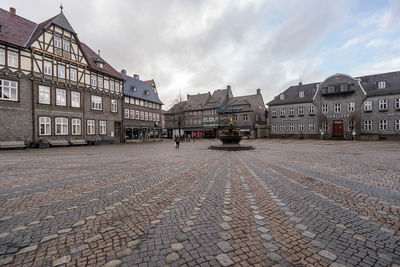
[4, 0, 400, 108]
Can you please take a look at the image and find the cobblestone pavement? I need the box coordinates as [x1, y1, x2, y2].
[0, 139, 399, 266]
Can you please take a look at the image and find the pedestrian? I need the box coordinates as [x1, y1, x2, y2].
[193, 135, 196, 142]
[175, 135, 180, 149]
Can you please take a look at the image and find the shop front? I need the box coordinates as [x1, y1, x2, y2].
[125, 126, 161, 141]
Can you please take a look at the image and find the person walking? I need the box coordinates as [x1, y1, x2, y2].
[175, 135, 180, 149]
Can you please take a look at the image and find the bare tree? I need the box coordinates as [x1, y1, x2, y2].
[167, 91, 186, 138]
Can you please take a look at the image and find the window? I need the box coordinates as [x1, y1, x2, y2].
[348, 120, 354, 131]
[379, 120, 388, 130]
[271, 109, 277, 117]
[377, 81, 386, 89]
[299, 91, 304, 98]
[71, 118, 81, 135]
[124, 97, 129, 103]
[364, 120, 372, 131]
[136, 110, 140, 119]
[110, 81, 115, 91]
[243, 114, 248, 121]
[395, 120, 400, 131]
[55, 117, 68, 135]
[8, 51, 18, 68]
[44, 61, 52, 75]
[39, 85, 50, 104]
[91, 95, 102, 110]
[140, 100, 144, 106]
[87, 120, 95, 135]
[340, 84, 348, 92]
[233, 114, 238, 121]
[379, 99, 387, 111]
[91, 75, 97, 87]
[0, 49, 5, 65]
[111, 99, 117, 112]
[149, 113, 153, 121]
[58, 65, 65, 78]
[63, 40, 70, 51]
[130, 109, 135, 119]
[153, 113, 157, 121]
[395, 99, 400, 110]
[299, 123, 304, 132]
[98, 77, 103, 88]
[54, 37, 62, 48]
[322, 104, 329, 113]
[140, 111, 144, 120]
[309, 105, 315, 115]
[364, 101, 372, 111]
[272, 124, 277, 132]
[70, 69, 77, 81]
[322, 122, 328, 132]
[280, 124, 285, 131]
[298, 106, 304, 116]
[71, 91, 80, 108]
[99, 121, 107, 135]
[0, 79, 18, 101]
[334, 103, 341, 113]
[289, 123, 294, 132]
[39, 117, 51, 135]
[309, 122, 315, 131]
[280, 108, 285, 117]
[124, 109, 129, 119]
[135, 99, 140, 105]
[145, 101, 149, 107]
[279, 94, 285, 100]
[145, 112, 148, 121]
[116, 83, 120, 92]
[130, 98, 135, 105]
[328, 86, 335, 93]
[288, 107, 294, 116]
[348, 102, 355, 112]
[56, 89, 66, 106]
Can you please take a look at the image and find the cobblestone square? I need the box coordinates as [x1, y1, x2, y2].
[0, 139, 399, 266]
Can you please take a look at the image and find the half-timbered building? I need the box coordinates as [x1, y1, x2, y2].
[0, 7, 124, 147]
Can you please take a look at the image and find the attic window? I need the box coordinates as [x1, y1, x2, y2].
[97, 62, 104, 69]
[299, 91, 304, 98]
[279, 94, 285, 100]
[131, 86, 137, 92]
[378, 81, 386, 89]
[145, 90, 150, 95]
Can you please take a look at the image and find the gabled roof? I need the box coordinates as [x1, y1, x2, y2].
[121, 72, 163, 104]
[51, 12, 75, 33]
[267, 83, 318, 106]
[227, 94, 262, 111]
[207, 89, 231, 107]
[0, 8, 37, 47]
[186, 92, 211, 109]
[81, 43, 123, 80]
[357, 71, 400, 97]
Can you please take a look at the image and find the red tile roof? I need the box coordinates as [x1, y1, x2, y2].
[0, 8, 36, 46]
[80, 43, 123, 80]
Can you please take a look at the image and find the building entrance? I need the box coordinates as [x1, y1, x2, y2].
[332, 120, 344, 136]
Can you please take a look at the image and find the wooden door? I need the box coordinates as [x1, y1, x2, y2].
[332, 120, 344, 136]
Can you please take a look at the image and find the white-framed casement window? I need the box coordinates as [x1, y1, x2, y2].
[322, 104, 329, 113]
[348, 102, 355, 112]
[111, 99, 117, 112]
[124, 97, 129, 103]
[377, 81, 386, 89]
[280, 124, 285, 131]
[379, 120, 388, 130]
[90, 75, 97, 87]
[91, 95, 102, 110]
[298, 106, 304, 116]
[115, 83, 120, 92]
[8, 51, 18, 68]
[364, 100, 372, 111]
[140, 111, 144, 120]
[334, 103, 341, 113]
[57, 65, 65, 78]
[98, 77, 103, 88]
[243, 114, 248, 121]
[136, 110, 140, 119]
[124, 109, 129, 119]
[289, 123, 294, 132]
[271, 109, 277, 117]
[309, 122, 316, 131]
[149, 113, 153, 121]
[145, 112, 149, 121]
[130, 98, 135, 105]
[322, 121, 328, 132]
[299, 91, 304, 98]
[0, 49, 5, 65]
[153, 113, 157, 121]
[99, 121, 107, 135]
[63, 40, 70, 51]
[309, 105, 315, 115]
[395, 120, 400, 131]
[0, 79, 18, 101]
[348, 120, 354, 131]
[272, 124, 277, 132]
[71, 118, 81, 135]
[70, 69, 77, 81]
[44, 61, 52, 75]
[55, 117, 68, 135]
[39, 85, 50, 104]
[299, 122, 304, 132]
[110, 81, 115, 92]
[280, 108, 285, 117]
[54, 36, 62, 48]
[288, 107, 294, 116]
[130, 109, 135, 119]
[280, 93, 285, 100]
[140, 100, 144, 106]
[364, 120, 372, 131]
[379, 99, 387, 111]
[135, 98, 140, 105]
[39, 117, 51, 136]
[56, 88, 66, 106]
[71, 91, 80, 108]
[395, 98, 400, 110]
[87, 120, 95, 135]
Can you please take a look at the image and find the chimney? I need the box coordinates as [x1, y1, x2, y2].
[299, 81, 302, 86]
[121, 69, 126, 75]
[133, 74, 139, 79]
[9, 7, 16, 14]
[257, 88, 261, 95]
[227, 85, 231, 99]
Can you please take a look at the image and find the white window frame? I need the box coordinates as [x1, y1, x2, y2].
[0, 49, 5, 65]
[299, 91, 304, 98]
[71, 91, 80, 108]
[0, 79, 18, 101]
[130, 109, 135, 119]
[63, 40, 70, 51]
[299, 122, 304, 132]
[71, 118, 81, 135]
[90, 75, 97, 87]
[124, 109, 129, 119]
[111, 99, 117, 113]
[364, 120, 372, 131]
[272, 124, 277, 132]
[364, 101, 372, 111]
[280, 124, 285, 131]
[322, 121, 328, 132]
[289, 123, 294, 132]
[298, 106, 304, 115]
[288, 107, 294, 116]
[140, 111, 144, 120]
[56, 88, 66, 106]
[379, 120, 388, 131]
[8, 51, 18, 68]
[98, 76, 103, 88]
[44, 61, 52, 75]
[309, 122, 315, 131]
[280, 108, 285, 117]
[145, 112, 148, 121]
[322, 104, 329, 113]
[87, 120, 95, 135]
[395, 98, 400, 110]
[57, 65, 65, 78]
[379, 99, 387, 111]
[70, 69, 77, 81]
[99, 121, 107, 135]
[130, 98, 135, 105]
[334, 103, 341, 113]
[348, 120, 354, 131]
[39, 117, 51, 136]
[39, 85, 50, 104]
[110, 81, 115, 92]
[377, 81, 386, 89]
[348, 102, 355, 112]
[395, 120, 400, 131]
[124, 97, 129, 103]
[309, 105, 315, 115]
[271, 109, 277, 117]
[55, 117, 68, 135]
[136, 110, 140, 119]
[135, 98, 140, 105]
[54, 36, 62, 48]
[91, 95, 102, 110]
[243, 114, 248, 121]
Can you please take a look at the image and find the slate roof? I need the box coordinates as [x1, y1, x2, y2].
[227, 94, 262, 111]
[267, 83, 318, 106]
[121, 72, 163, 104]
[0, 8, 37, 47]
[186, 92, 211, 110]
[207, 89, 231, 107]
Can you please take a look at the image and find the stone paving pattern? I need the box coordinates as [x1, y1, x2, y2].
[0, 139, 399, 266]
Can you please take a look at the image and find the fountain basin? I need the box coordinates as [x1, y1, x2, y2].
[209, 135, 254, 151]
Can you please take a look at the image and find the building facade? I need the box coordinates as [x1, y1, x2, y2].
[267, 72, 400, 140]
[165, 86, 267, 139]
[121, 71, 163, 142]
[0, 8, 124, 147]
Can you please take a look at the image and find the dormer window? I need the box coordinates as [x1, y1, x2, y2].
[145, 90, 150, 96]
[378, 81, 386, 89]
[97, 62, 104, 68]
[131, 86, 137, 92]
[299, 91, 304, 98]
[279, 94, 285, 100]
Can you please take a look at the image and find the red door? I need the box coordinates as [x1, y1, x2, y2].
[332, 120, 344, 136]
